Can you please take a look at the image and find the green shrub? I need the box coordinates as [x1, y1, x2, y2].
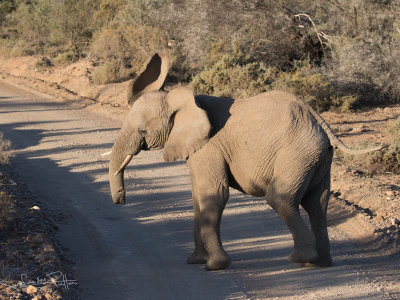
[35, 57, 53, 68]
[191, 56, 277, 99]
[90, 23, 167, 84]
[0, 133, 10, 165]
[53, 50, 78, 65]
[190, 38, 277, 98]
[291, 0, 400, 105]
[158, 0, 320, 76]
[93, 0, 127, 27]
[7, 0, 53, 55]
[369, 117, 400, 174]
[272, 62, 331, 112]
[9, 43, 25, 57]
[2, 0, 100, 58]
[272, 60, 358, 112]
[370, 145, 400, 174]
[388, 117, 400, 145]
[0, 38, 13, 57]
[191, 46, 357, 112]
[0, 0, 17, 26]
[91, 62, 121, 85]
[326, 35, 400, 106]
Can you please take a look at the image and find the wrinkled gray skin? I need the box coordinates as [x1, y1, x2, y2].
[109, 54, 381, 271]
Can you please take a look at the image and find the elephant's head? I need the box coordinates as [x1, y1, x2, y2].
[109, 53, 211, 204]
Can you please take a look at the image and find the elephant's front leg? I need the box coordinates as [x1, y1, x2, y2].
[186, 196, 209, 264]
[187, 154, 230, 271]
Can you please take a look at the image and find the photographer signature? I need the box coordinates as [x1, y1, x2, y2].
[0, 271, 77, 290]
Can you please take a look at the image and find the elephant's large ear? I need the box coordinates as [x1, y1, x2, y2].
[127, 53, 170, 106]
[163, 87, 211, 162]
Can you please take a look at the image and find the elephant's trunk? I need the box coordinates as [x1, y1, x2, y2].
[109, 154, 128, 204]
[109, 122, 142, 204]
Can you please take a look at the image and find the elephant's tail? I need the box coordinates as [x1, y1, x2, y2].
[304, 102, 382, 155]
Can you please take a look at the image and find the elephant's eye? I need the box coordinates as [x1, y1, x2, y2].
[138, 129, 147, 136]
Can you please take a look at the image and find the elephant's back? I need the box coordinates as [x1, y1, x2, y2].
[231, 90, 300, 115]
[228, 90, 309, 134]
[214, 91, 330, 197]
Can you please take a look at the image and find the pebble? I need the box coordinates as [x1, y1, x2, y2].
[386, 191, 394, 197]
[376, 214, 385, 222]
[26, 285, 38, 294]
[341, 126, 352, 132]
[352, 125, 368, 133]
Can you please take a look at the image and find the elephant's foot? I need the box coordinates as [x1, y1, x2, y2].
[288, 246, 318, 265]
[205, 252, 231, 271]
[187, 249, 209, 264]
[301, 254, 332, 267]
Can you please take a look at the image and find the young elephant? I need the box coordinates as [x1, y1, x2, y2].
[109, 53, 380, 271]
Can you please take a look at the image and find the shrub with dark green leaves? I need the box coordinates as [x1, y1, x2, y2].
[191, 41, 357, 112]
[190, 40, 278, 99]
[370, 117, 400, 174]
[53, 50, 78, 65]
[91, 62, 121, 85]
[0, 132, 10, 165]
[0, 0, 17, 25]
[271, 60, 358, 112]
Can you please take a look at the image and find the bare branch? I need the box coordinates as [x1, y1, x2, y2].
[294, 13, 332, 53]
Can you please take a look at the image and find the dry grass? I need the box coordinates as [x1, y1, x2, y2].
[0, 132, 12, 234]
[0, 132, 10, 165]
[90, 24, 167, 84]
[0, 191, 13, 234]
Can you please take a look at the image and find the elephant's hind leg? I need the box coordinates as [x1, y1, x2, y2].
[265, 178, 318, 265]
[301, 174, 332, 267]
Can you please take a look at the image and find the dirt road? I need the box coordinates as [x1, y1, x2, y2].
[1, 79, 399, 299]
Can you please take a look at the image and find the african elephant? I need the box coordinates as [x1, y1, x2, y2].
[109, 53, 380, 271]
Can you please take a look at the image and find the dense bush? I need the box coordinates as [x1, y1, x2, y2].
[0, 0, 98, 57]
[191, 40, 356, 111]
[370, 117, 400, 174]
[0, 133, 10, 165]
[271, 60, 358, 112]
[0, 0, 399, 107]
[90, 24, 167, 84]
[190, 39, 277, 99]
[156, 0, 323, 76]
[308, 0, 400, 105]
[0, 0, 16, 25]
